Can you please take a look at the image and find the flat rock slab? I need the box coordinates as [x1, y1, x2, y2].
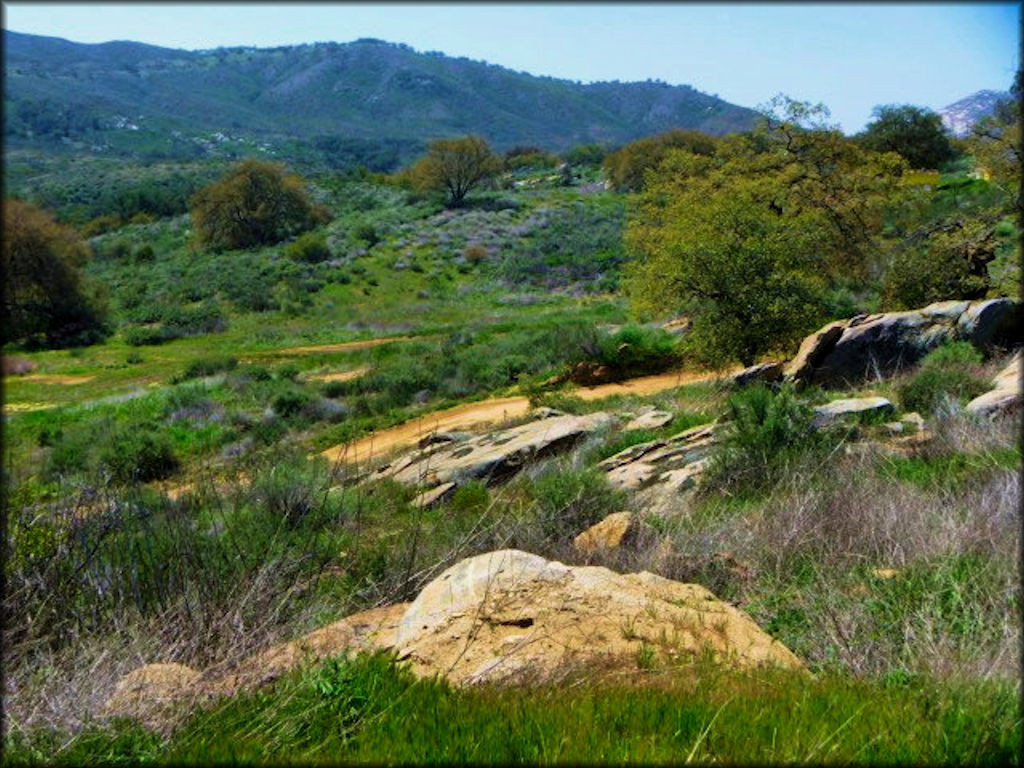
[395, 549, 804, 685]
[574, 511, 638, 555]
[373, 411, 615, 490]
[599, 422, 718, 493]
[812, 397, 894, 428]
[623, 410, 674, 431]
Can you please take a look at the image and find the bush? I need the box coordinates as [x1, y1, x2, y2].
[595, 325, 680, 376]
[174, 356, 238, 382]
[704, 383, 827, 495]
[189, 159, 330, 251]
[286, 231, 332, 263]
[898, 342, 989, 414]
[99, 427, 179, 483]
[3, 199, 109, 348]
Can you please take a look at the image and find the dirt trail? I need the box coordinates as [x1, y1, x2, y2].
[302, 367, 369, 383]
[8, 373, 96, 385]
[243, 335, 429, 360]
[320, 367, 734, 466]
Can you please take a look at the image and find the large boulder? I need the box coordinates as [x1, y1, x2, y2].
[785, 298, 1021, 388]
[811, 396, 895, 428]
[966, 352, 1022, 418]
[574, 511, 644, 555]
[599, 422, 718, 495]
[394, 549, 804, 685]
[371, 411, 614, 491]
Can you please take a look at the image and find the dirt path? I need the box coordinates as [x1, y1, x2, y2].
[8, 373, 96, 385]
[242, 335, 429, 360]
[320, 367, 735, 466]
[302, 367, 369, 383]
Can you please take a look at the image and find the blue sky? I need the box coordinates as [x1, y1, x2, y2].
[3, 3, 1019, 133]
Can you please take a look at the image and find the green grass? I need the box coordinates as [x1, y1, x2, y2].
[5, 652, 1018, 765]
[878, 446, 1021, 492]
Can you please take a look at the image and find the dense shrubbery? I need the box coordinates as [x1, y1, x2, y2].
[285, 231, 332, 263]
[603, 129, 716, 192]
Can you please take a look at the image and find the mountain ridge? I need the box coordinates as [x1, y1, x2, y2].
[3, 30, 760, 168]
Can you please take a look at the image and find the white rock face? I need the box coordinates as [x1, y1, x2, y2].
[812, 397, 894, 428]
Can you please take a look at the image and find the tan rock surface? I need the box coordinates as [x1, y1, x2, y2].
[967, 352, 1021, 418]
[395, 550, 804, 685]
[105, 663, 202, 723]
[574, 512, 638, 555]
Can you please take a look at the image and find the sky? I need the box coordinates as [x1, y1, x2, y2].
[3, 2, 1019, 133]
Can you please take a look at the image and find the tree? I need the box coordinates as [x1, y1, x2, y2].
[2, 199, 108, 348]
[602, 129, 717, 192]
[189, 159, 329, 251]
[408, 135, 501, 207]
[858, 104, 957, 170]
[626, 96, 906, 366]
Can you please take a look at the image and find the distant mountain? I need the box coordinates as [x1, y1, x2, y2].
[939, 89, 1011, 137]
[3, 30, 760, 169]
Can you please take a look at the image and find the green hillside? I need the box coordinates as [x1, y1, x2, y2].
[4, 30, 758, 169]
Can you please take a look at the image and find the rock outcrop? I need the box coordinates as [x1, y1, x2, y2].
[573, 511, 644, 555]
[394, 549, 804, 685]
[367, 411, 614, 499]
[811, 396, 894, 428]
[785, 298, 1019, 388]
[598, 423, 719, 502]
[966, 352, 1021, 418]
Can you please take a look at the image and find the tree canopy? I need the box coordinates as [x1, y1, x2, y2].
[858, 104, 958, 171]
[2, 199, 108, 348]
[189, 159, 329, 251]
[626, 97, 906, 366]
[408, 135, 501, 207]
[602, 129, 717, 192]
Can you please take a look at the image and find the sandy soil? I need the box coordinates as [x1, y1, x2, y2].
[243, 335, 427, 360]
[302, 367, 369, 383]
[9, 374, 96, 385]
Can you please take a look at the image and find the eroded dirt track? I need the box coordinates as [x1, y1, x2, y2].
[320, 368, 734, 466]
[242, 335, 428, 360]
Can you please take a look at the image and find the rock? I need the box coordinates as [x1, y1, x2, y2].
[394, 549, 804, 685]
[900, 412, 926, 431]
[882, 421, 904, 435]
[785, 299, 1020, 388]
[105, 663, 202, 723]
[574, 512, 638, 555]
[568, 361, 615, 385]
[783, 321, 846, 384]
[373, 412, 614, 491]
[413, 482, 457, 509]
[812, 397, 894, 428]
[966, 351, 1021, 418]
[623, 410, 674, 431]
[955, 298, 1019, 349]
[662, 316, 692, 336]
[205, 603, 407, 698]
[599, 423, 718, 515]
[529, 407, 566, 421]
[731, 362, 783, 387]
[418, 431, 470, 449]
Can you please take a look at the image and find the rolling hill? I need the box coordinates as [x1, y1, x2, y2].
[3, 30, 759, 169]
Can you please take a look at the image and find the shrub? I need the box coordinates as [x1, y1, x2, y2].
[3, 199, 109, 348]
[175, 356, 238, 382]
[189, 159, 330, 251]
[704, 383, 826, 495]
[595, 325, 680, 377]
[524, 463, 623, 544]
[899, 367, 989, 415]
[286, 231, 332, 263]
[98, 426, 179, 483]
[272, 390, 313, 419]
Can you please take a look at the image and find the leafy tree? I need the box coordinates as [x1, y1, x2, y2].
[2, 199, 108, 347]
[602, 129, 717, 192]
[564, 143, 607, 166]
[966, 77, 1021, 213]
[408, 135, 501, 207]
[189, 159, 329, 251]
[858, 104, 958, 170]
[626, 97, 906, 366]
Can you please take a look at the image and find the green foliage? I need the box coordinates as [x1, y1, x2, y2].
[285, 231, 332, 263]
[603, 129, 717, 192]
[897, 342, 989, 414]
[564, 143, 607, 166]
[407, 135, 501, 207]
[627, 97, 907, 366]
[189, 159, 330, 251]
[2, 198, 109, 348]
[173, 356, 239, 383]
[522, 463, 624, 543]
[98, 426, 179, 483]
[858, 104, 958, 170]
[704, 384, 825, 495]
[14, 652, 1018, 765]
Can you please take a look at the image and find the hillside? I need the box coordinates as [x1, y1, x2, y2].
[3, 30, 759, 168]
[939, 88, 1011, 137]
